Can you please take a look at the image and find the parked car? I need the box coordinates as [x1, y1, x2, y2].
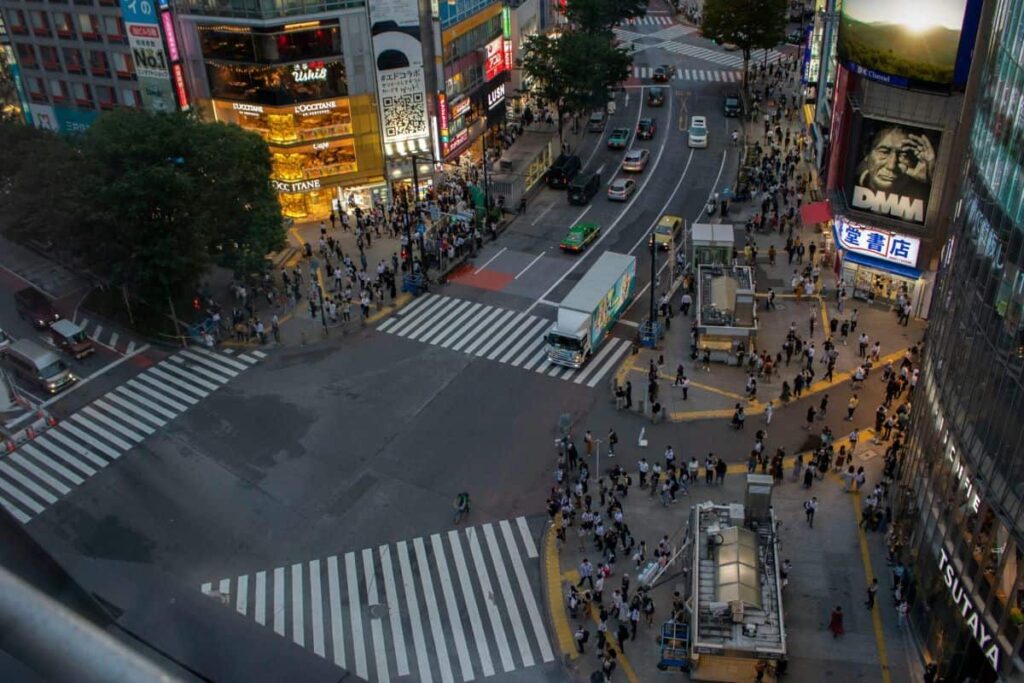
[607, 127, 630, 149]
[14, 287, 59, 329]
[688, 115, 708, 148]
[647, 86, 665, 107]
[636, 118, 657, 140]
[568, 172, 602, 205]
[607, 178, 637, 201]
[622, 149, 651, 172]
[588, 110, 607, 132]
[559, 221, 601, 252]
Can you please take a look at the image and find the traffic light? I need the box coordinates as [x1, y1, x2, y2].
[192, 296, 201, 312]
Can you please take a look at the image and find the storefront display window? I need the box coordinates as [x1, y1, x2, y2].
[199, 23, 341, 64]
[214, 98, 353, 144]
[206, 59, 347, 105]
[271, 138, 357, 182]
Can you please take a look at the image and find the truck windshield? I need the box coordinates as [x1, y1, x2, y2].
[547, 333, 583, 351]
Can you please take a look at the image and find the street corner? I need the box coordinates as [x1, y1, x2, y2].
[366, 292, 414, 326]
[543, 519, 580, 664]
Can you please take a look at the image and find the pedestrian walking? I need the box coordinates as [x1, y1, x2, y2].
[846, 394, 860, 421]
[574, 624, 589, 653]
[578, 558, 594, 588]
[804, 497, 818, 527]
[828, 606, 844, 638]
[585, 430, 594, 456]
[865, 578, 878, 609]
[607, 429, 618, 457]
[765, 400, 774, 424]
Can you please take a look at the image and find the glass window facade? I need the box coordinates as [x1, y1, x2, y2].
[897, 1, 1024, 680]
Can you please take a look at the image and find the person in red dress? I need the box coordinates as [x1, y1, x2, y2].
[829, 605, 845, 638]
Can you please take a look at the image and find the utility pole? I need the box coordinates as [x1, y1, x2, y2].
[649, 229, 658, 341]
[408, 157, 420, 274]
[481, 134, 491, 213]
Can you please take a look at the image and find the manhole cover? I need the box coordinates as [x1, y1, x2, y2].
[368, 603, 389, 619]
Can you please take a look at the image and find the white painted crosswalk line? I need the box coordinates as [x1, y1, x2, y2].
[109, 332, 119, 348]
[309, 560, 325, 658]
[409, 299, 474, 342]
[447, 530, 494, 677]
[193, 347, 249, 372]
[379, 546, 410, 677]
[81, 406, 143, 444]
[116, 386, 177, 420]
[68, 415, 128, 455]
[429, 533, 474, 681]
[389, 295, 446, 336]
[588, 339, 632, 388]
[273, 567, 286, 636]
[401, 297, 459, 339]
[237, 353, 259, 364]
[462, 308, 517, 356]
[255, 571, 267, 625]
[181, 350, 239, 377]
[104, 393, 165, 427]
[236, 574, 248, 616]
[170, 354, 232, 384]
[0, 461, 56, 505]
[482, 523, 533, 667]
[0, 474, 44, 514]
[396, 541, 432, 683]
[482, 313, 531, 359]
[160, 362, 220, 393]
[573, 338, 625, 385]
[26, 440, 93, 479]
[522, 346, 549, 371]
[435, 303, 485, 348]
[128, 377, 191, 410]
[291, 564, 305, 647]
[516, 517, 538, 559]
[465, 527, 514, 672]
[362, 548, 390, 683]
[94, 398, 155, 435]
[451, 306, 504, 352]
[250, 349, 267, 359]
[138, 370, 200, 404]
[500, 520, 554, 663]
[326, 556, 346, 668]
[148, 365, 211, 397]
[91, 324, 103, 341]
[9, 452, 71, 495]
[45, 429, 108, 469]
[414, 536, 454, 683]
[126, 341, 136, 354]
[423, 300, 484, 345]
[500, 319, 549, 364]
[0, 495, 30, 523]
[345, 552, 369, 680]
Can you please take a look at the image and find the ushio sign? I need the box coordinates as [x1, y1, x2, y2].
[938, 547, 1001, 670]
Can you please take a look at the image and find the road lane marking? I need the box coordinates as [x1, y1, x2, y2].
[309, 560, 325, 657]
[473, 246, 508, 273]
[529, 203, 556, 227]
[413, 537, 454, 683]
[447, 530, 494, 677]
[397, 541, 433, 683]
[273, 566, 285, 636]
[345, 552, 369, 680]
[500, 520, 554, 662]
[326, 557, 346, 667]
[379, 545, 410, 677]
[516, 517, 538, 558]
[236, 574, 248, 616]
[482, 523, 534, 667]
[514, 252, 545, 279]
[430, 533, 474, 681]
[436, 303, 486, 348]
[466, 526, 515, 672]
[362, 548, 390, 682]
[255, 571, 267, 625]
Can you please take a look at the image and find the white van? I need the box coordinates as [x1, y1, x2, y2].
[4, 339, 76, 394]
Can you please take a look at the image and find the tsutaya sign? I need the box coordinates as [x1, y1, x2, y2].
[938, 548, 1001, 670]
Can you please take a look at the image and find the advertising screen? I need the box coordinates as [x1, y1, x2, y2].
[846, 117, 941, 225]
[369, 0, 430, 150]
[837, 0, 977, 90]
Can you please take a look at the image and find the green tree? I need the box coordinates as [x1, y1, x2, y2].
[701, 0, 787, 92]
[520, 31, 632, 143]
[73, 110, 284, 301]
[0, 121, 85, 244]
[564, 0, 647, 33]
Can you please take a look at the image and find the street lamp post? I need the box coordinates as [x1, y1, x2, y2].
[408, 158, 421, 274]
[649, 228, 658, 338]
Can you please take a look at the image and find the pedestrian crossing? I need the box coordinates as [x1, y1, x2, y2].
[75, 316, 142, 355]
[201, 516, 553, 683]
[656, 41, 785, 69]
[0, 347, 264, 524]
[377, 294, 632, 388]
[618, 15, 675, 26]
[631, 65, 742, 82]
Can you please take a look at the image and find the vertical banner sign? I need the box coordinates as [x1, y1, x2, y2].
[118, 0, 176, 112]
[158, 0, 189, 110]
[437, 92, 450, 155]
[484, 36, 506, 81]
[369, 0, 431, 154]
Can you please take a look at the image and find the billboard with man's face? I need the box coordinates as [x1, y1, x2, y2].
[846, 117, 941, 225]
[837, 0, 981, 90]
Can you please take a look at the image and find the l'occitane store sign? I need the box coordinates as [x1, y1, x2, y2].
[213, 98, 353, 145]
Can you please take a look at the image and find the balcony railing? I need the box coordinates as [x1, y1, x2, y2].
[179, 0, 364, 20]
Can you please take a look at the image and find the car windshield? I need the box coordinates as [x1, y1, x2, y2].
[39, 360, 67, 379]
[547, 333, 584, 351]
[656, 225, 672, 235]
[68, 330, 88, 343]
[590, 113, 603, 121]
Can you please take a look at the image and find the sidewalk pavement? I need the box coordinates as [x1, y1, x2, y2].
[543, 428, 920, 683]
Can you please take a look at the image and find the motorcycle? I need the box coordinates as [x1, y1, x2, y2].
[705, 195, 717, 216]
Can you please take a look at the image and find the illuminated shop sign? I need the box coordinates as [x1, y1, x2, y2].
[487, 83, 505, 110]
[484, 36, 506, 81]
[273, 179, 322, 193]
[437, 92, 450, 145]
[160, 11, 179, 61]
[232, 102, 264, 116]
[294, 100, 337, 116]
[450, 95, 471, 119]
[448, 128, 469, 154]
[834, 216, 920, 268]
[172, 62, 189, 109]
[938, 548, 1001, 670]
[292, 61, 328, 83]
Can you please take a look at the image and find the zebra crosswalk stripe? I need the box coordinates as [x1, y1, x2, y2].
[435, 303, 485, 348]
[200, 517, 546, 682]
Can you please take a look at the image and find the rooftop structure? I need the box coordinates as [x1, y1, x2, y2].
[690, 500, 786, 663]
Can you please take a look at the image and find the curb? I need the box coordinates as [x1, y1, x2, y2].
[540, 519, 580, 678]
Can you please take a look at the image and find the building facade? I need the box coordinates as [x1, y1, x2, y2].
[896, 0, 1024, 680]
[0, 0, 183, 133]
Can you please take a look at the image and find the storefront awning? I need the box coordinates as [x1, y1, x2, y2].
[843, 249, 922, 280]
[800, 200, 832, 226]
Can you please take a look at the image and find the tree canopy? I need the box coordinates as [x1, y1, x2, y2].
[0, 110, 284, 302]
[564, 0, 647, 33]
[520, 29, 632, 141]
[701, 0, 787, 91]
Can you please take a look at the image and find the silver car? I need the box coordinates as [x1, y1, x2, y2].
[607, 178, 637, 201]
[622, 149, 651, 172]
